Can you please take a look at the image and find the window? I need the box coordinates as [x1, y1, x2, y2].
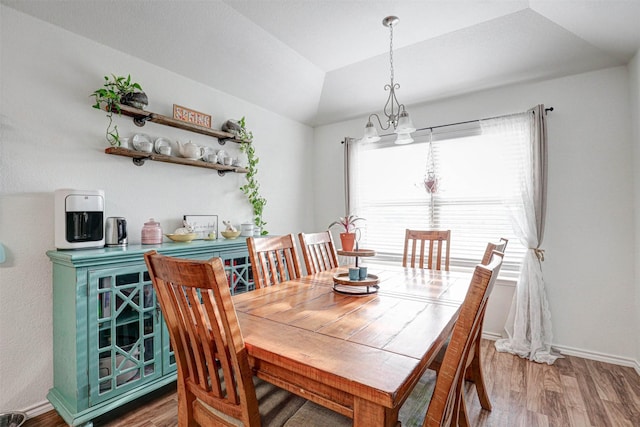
[349, 121, 528, 278]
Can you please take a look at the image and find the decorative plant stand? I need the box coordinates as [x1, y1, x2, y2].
[332, 272, 380, 295]
[334, 249, 378, 295]
[337, 248, 375, 267]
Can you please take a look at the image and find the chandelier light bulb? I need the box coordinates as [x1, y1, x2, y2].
[363, 120, 381, 142]
[395, 110, 416, 134]
[395, 133, 414, 145]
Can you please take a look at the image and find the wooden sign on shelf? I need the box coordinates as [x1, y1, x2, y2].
[173, 104, 211, 128]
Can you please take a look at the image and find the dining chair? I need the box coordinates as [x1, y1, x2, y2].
[464, 237, 508, 411]
[481, 237, 508, 265]
[297, 231, 339, 275]
[427, 240, 507, 424]
[402, 229, 451, 271]
[247, 234, 303, 288]
[283, 252, 504, 427]
[421, 251, 504, 426]
[144, 251, 306, 426]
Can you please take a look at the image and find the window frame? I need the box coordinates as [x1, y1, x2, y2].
[347, 122, 527, 279]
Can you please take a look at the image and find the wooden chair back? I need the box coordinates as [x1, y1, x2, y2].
[481, 237, 508, 265]
[424, 251, 503, 427]
[462, 238, 508, 413]
[247, 234, 303, 288]
[298, 231, 339, 274]
[402, 229, 451, 271]
[144, 250, 260, 426]
[427, 240, 509, 422]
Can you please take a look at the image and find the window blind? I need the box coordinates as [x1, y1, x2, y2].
[350, 123, 527, 278]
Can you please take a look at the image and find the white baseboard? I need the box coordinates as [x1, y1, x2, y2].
[481, 331, 503, 341]
[554, 343, 640, 374]
[21, 400, 54, 420]
[482, 332, 640, 375]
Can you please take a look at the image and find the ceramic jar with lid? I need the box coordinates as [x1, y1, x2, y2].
[240, 223, 254, 237]
[141, 218, 162, 244]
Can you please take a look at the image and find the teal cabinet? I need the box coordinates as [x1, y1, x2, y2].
[46, 239, 253, 426]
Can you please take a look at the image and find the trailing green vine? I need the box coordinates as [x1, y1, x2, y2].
[238, 117, 268, 235]
[90, 74, 145, 146]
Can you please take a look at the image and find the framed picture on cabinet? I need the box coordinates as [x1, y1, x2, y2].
[183, 215, 218, 240]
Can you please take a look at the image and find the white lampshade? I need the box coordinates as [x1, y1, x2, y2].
[394, 110, 416, 134]
[363, 121, 381, 142]
[394, 132, 414, 145]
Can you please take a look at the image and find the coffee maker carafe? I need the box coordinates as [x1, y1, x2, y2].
[55, 189, 105, 249]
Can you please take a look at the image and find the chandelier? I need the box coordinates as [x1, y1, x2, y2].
[361, 16, 416, 144]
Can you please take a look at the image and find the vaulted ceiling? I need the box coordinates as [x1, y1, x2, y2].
[3, 0, 640, 126]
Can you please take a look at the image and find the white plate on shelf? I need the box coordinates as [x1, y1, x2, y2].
[154, 137, 173, 154]
[201, 146, 217, 163]
[216, 149, 227, 164]
[132, 134, 153, 152]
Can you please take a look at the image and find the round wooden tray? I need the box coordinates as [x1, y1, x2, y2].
[333, 272, 379, 286]
[337, 249, 376, 257]
[332, 272, 379, 295]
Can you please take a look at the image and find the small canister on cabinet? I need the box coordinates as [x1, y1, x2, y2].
[241, 223, 254, 237]
[141, 218, 163, 244]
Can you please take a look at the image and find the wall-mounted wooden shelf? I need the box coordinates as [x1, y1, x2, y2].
[111, 104, 247, 145]
[105, 147, 248, 176]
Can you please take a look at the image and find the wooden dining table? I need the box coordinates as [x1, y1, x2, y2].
[232, 263, 472, 427]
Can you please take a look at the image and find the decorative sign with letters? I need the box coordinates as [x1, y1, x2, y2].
[183, 215, 218, 240]
[173, 104, 211, 128]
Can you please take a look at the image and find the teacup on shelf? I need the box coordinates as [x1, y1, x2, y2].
[136, 141, 153, 153]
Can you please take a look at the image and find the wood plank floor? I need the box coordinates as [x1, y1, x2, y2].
[24, 340, 640, 426]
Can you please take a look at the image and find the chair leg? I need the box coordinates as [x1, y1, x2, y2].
[467, 339, 492, 411]
[458, 392, 471, 427]
[177, 381, 197, 427]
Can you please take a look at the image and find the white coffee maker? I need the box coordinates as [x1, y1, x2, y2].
[54, 189, 105, 249]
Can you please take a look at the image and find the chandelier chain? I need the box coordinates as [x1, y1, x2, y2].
[389, 22, 394, 85]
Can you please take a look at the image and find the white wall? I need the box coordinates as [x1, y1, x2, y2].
[630, 50, 640, 367]
[0, 6, 314, 412]
[314, 66, 638, 367]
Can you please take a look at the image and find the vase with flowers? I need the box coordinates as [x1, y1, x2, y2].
[329, 214, 364, 251]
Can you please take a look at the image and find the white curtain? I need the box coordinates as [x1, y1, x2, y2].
[345, 137, 364, 217]
[340, 137, 363, 262]
[482, 105, 561, 364]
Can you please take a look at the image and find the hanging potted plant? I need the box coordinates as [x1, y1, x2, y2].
[90, 74, 148, 146]
[423, 131, 439, 194]
[237, 117, 268, 235]
[329, 214, 364, 251]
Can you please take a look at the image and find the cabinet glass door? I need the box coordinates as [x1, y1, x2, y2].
[221, 250, 254, 295]
[88, 266, 161, 405]
[161, 317, 177, 376]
